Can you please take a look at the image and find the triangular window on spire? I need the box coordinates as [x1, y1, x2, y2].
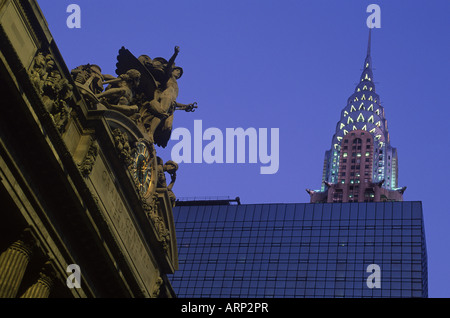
[347, 116, 354, 124]
[368, 104, 374, 111]
[353, 125, 358, 131]
[354, 96, 359, 102]
[361, 94, 366, 100]
[362, 125, 367, 131]
[368, 115, 374, 123]
[343, 129, 349, 135]
[363, 85, 368, 90]
[357, 113, 365, 122]
[370, 128, 376, 134]
[343, 110, 349, 117]
[359, 103, 365, 110]
[350, 105, 356, 112]
[369, 87, 373, 91]
[357, 88, 361, 92]
[376, 121, 381, 127]
[376, 109, 380, 115]
[340, 123, 345, 129]
[368, 95, 373, 101]
[337, 136, 343, 142]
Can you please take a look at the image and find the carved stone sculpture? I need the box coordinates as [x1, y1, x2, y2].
[112, 128, 132, 166]
[71, 64, 105, 95]
[96, 69, 141, 116]
[151, 277, 163, 298]
[115, 46, 197, 147]
[78, 141, 99, 177]
[30, 52, 73, 132]
[68, 47, 193, 233]
[71, 45, 197, 148]
[156, 157, 178, 207]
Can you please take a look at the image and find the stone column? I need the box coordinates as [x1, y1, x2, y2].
[0, 230, 35, 298]
[20, 263, 54, 298]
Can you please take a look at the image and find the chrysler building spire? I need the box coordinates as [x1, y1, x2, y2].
[307, 31, 406, 203]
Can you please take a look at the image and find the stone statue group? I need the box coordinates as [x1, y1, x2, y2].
[71, 46, 197, 148]
[69, 46, 198, 207]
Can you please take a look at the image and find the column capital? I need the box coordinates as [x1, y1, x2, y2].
[9, 228, 37, 259]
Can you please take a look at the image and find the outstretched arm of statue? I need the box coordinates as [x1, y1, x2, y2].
[175, 101, 197, 112]
[102, 74, 116, 81]
[143, 100, 171, 118]
[101, 72, 132, 86]
[167, 46, 180, 71]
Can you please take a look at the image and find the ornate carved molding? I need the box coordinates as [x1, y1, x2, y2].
[142, 192, 174, 257]
[149, 213, 171, 252]
[29, 51, 73, 133]
[78, 140, 99, 177]
[151, 276, 163, 298]
[112, 128, 133, 167]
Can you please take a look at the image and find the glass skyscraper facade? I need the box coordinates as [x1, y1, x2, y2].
[169, 201, 427, 298]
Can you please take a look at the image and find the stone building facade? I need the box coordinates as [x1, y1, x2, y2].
[0, 0, 181, 297]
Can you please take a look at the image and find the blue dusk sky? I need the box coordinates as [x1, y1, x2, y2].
[37, 0, 450, 297]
